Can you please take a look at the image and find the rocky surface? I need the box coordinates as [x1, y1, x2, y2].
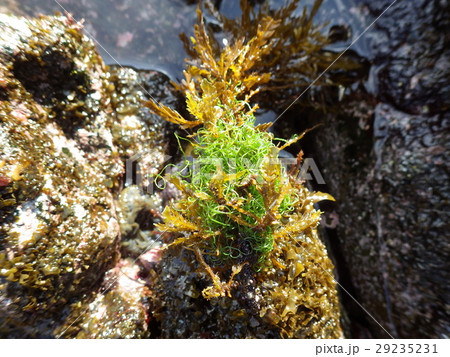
[279, 0, 449, 338]
[0, 13, 174, 337]
[2, 0, 447, 339]
[0, 9, 346, 338]
[0, 13, 121, 337]
[55, 259, 152, 339]
[153, 228, 343, 339]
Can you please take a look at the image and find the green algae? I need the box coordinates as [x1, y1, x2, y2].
[0, 0, 348, 338]
[147, 0, 344, 337]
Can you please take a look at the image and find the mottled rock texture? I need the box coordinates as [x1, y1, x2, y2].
[55, 259, 152, 339]
[0, 14, 173, 337]
[153, 231, 343, 339]
[0, 10, 344, 339]
[281, 0, 449, 338]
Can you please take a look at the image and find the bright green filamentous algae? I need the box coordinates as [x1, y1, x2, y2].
[146, 0, 341, 300]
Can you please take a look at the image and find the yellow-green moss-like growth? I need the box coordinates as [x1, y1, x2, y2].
[147, 0, 345, 338]
[146, 0, 338, 301]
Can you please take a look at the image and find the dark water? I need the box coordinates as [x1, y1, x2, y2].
[1, 0, 373, 81]
[0, 0, 198, 80]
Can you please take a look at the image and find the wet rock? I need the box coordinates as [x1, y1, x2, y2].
[117, 185, 163, 258]
[0, 13, 122, 337]
[153, 230, 343, 338]
[0, 14, 176, 337]
[285, 0, 450, 338]
[55, 259, 151, 339]
[307, 101, 449, 338]
[108, 66, 177, 191]
[368, 0, 450, 116]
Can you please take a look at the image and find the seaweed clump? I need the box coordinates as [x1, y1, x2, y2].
[147, 0, 343, 337]
[180, 0, 360, 107]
